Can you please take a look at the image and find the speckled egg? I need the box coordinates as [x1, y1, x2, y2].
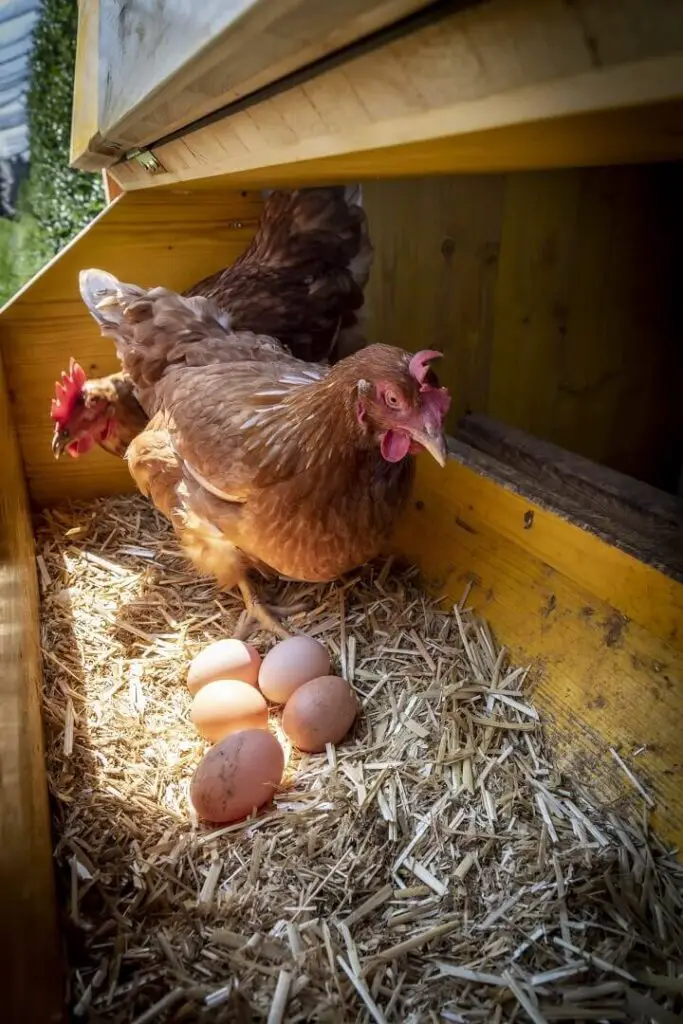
[187, 639, 261, 695]
[190, 729, 285, 823]
[258, 636, 331, 705]
[190, 679, 268, 742]
[282, 675, 358, 753]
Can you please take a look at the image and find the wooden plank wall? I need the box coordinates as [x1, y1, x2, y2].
[0, 354, 63, 1020]
[364, 164, 683, 493]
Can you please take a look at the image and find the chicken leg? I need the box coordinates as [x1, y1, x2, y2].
[234, 576, 321, 640]
[236, 578, 293, 640]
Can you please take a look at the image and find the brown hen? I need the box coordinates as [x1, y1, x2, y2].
[78, 270, 451, 637]
[51, 186, 371, 460]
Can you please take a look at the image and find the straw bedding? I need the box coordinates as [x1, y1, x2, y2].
[36, 494, 683, 1024]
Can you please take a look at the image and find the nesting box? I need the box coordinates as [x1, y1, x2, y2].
[2, 1, 683, 1020]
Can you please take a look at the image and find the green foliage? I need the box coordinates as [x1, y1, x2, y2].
[0, 183, 45, 306]
[0, 0, 105, 306]
[25, 0, 104, 258]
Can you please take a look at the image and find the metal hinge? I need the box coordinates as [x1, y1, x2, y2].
[127, 149, 166, 174]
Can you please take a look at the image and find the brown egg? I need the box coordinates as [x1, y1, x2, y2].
[190, 728, 284, 823]
[282, 675, 358, 753]
[259, 636, 331, 705]
[187, 639, 261, 695]
[190, 679, 268, 743]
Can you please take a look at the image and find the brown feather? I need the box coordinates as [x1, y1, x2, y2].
[187, 186, 372, 363]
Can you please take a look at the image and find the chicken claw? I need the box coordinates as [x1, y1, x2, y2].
[237, 578, 292, 640]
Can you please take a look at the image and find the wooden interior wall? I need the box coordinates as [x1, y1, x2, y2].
[364, 164, 683, 493]
[0, 354, 63, 1020]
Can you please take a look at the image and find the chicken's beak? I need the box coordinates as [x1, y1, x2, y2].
[410, 426, 448, 468]
[51, 426, 69, 459]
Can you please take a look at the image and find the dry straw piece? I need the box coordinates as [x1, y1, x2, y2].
[37, 495, 683, 1023]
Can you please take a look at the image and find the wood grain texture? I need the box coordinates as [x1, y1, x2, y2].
[73, 0, 432, 167]
[111, 98, 683, 191]
[0, 356, 63, 1022]
[363, 168, 683, 493]
[70, 0, 107, 167]
[394, 450, 683, 851]
[106, 0, 683, 191]
[0, 188, 265, 507]
[489, 165, 683, 492]
[363, 176, 505, 432]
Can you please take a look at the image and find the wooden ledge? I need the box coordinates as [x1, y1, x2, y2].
[395, 445, 683, 850]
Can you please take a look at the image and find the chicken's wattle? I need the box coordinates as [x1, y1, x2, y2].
[67, 435, 95, 457]
[380, 430, 412, 462]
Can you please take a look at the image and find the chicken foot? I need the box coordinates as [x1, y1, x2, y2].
[236, 578, 293, 640]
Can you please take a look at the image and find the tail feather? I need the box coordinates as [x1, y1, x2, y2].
[79, 269, 142, 329]
[77, 269, 287, 401]
[343, 183, 363, 210]
[78, 270, 224, 386]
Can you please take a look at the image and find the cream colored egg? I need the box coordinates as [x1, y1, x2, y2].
[190, 679, 268, 743]
[190, 728, 284, 823]
[258, 636, 331, 705]
[187, 639, 261, 695]
[282, 675, 358, 753]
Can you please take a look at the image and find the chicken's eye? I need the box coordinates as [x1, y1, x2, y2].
[384, 389, 401, 409]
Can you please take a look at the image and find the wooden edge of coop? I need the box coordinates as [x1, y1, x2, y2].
[75, 0, 683, 181]
[110, 98, 683, 193]
[0, 366, 63, 1023]
[394, 444, 683, 853]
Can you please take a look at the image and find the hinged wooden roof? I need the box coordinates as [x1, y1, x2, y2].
[70, 0, 435, 170]
[78, 0, 683, 192]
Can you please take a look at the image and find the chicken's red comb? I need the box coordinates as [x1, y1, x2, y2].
[50, 359, 87, 424]
[408, 350, 442, 383]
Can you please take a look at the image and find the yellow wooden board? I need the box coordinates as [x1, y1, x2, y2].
[0, 356, 62, 1021]
[0, 187, 265, 507]
[70, 0, 103, 169]
[112, 99, 683, 191]
[395, 454, 683, 851]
